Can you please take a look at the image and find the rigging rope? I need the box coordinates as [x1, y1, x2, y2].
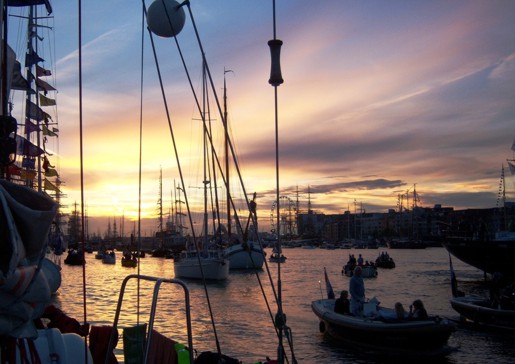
[136, 0, 146, 327]
[77, 0, 89, 363]
[142, 0, 225, 356]
[269, 0, 296, 363]
[142, 1, 297, 362]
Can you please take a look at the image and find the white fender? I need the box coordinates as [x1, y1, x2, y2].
[10, 329, 93, 364]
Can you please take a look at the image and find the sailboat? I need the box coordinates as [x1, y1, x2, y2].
[173, 61, 230, 281]
[443, 144, 515, 278]
[220, 73, 265, 270]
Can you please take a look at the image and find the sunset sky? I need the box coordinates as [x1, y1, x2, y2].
[8, 0, 515, 236]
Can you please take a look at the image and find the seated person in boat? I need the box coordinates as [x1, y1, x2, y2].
[334, 290, 350, 315]
[394, 302, 407, 319]
[374, 301, 407, 321]
[408, 299, 428, 320]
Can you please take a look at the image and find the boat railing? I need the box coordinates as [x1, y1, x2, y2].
[105, 274, 193, 364]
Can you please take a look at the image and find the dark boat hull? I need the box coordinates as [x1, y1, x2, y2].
[442, 236, 515, 277]
[450, 296, 515, 331]
[311, 299, 455, 353]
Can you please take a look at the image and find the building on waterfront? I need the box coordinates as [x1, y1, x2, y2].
[293, 204, 514, 244]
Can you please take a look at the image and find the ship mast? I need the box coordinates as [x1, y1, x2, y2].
[223, 68, 231, 237]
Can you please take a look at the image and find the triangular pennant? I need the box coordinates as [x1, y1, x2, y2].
[25, 50, 44, 68]
[36, 64, 52, 77]
[42, 124, 58, 137]
[39, 93, 56, 106]
[11, 60, 30, 90]
[45, 168, 59, 177]
[26, 99, 47, 121]
[16, 135, 44, 157]
[35, 77, 56, 92]
[44, 178, 60, 192]
[24, 118, 40, 134]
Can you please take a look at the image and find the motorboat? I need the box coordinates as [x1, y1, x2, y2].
[64, 249, 85, 266]
[375, 252, 395, 268]
[450, 295, 515, 331]
[448, 255, 515, 331]
[121, 255, 138, 268]
[102, 250, 116, 264]
[312, 298, 455, 354]
[342, 264, 378, 278]
[269, 252, 286, 263]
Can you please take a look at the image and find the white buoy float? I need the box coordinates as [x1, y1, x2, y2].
[147, 0, 186, 37]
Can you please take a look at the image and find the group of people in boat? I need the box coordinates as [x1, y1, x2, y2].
[342, 254, 376, 276]
[334, 265, 428, 320]
[375, 251, 396, 268]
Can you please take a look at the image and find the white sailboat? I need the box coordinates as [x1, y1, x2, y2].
[173, 61, 230, 281]
[219, 73, 265, 270]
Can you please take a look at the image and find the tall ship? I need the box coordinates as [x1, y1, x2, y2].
[443, 141, 515, 278]
[1, 0, 66, 259]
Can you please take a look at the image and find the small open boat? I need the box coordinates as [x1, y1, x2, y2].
[121, 256, 138, 268]
[312, 299, 455, 354]
[64, 249, 85, 266]
[102, 250, 116, 264]
[342, 264, 378, 278]
[375, 252, 395, 268]
[269, 252, 286, 263]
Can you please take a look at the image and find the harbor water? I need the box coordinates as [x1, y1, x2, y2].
[52, 247, 515, 363]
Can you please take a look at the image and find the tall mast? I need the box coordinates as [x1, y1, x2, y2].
[223, 68, 231, 237]
[202, 60, 208, 249]
[158, 167, 163, 246]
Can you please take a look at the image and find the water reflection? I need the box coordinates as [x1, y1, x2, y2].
[52, 248, 514, 363]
